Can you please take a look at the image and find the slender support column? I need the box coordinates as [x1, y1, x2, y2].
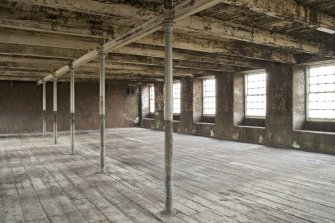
[99, 47, 106, 173]
[70, 67, 75, 154]
[53, 76, 58, 144]
[42, 81, 47, 137]
[164, 21, 174, 214]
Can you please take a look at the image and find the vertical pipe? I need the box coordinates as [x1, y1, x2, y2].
[70, 67, 75, 154]
[164, 21, 174, 214]
[42, 81, 47, 137]
[99, 47, 106, 173]
[53, 76, 58, 144]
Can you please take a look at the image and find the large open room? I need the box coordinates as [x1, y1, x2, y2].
[0, 0, 334, 222]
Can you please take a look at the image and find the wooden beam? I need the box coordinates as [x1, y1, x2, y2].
[0, 28, 98, 50]
[5, 0, 159, 21]
[220, 0, 335, 34]
[0, 42, 266, 68]
[1, 29, 294, 65]
[176, 16, 333, 56]
[1, 11, 332, 56]
[140, 33, 297, 64]
[38, 0, 225, 84]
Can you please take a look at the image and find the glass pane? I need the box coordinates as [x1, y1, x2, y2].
[307, 64, 335, 120]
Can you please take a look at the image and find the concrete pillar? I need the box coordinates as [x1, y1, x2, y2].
[99, 48, 106, 173]
[265, 63, 293, 147]
[292, 65, 306, 130]
[163, 21, 174, 214]
[215, 72, 235, 139]
[53, 76, 58, 144]
[70, 67, 75, 154]
[42, 81, 47, 137]
[180, 77, 193, 134]
[233, 73, 244, 126]
[193, 78, 202, 123]
[154, 82, 164, 130]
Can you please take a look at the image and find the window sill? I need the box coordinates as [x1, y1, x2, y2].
[236, 125, 265, 130]
[142, 117, 154, 121]
[194, 122, 215, 126]
[294, 130, 335, 135]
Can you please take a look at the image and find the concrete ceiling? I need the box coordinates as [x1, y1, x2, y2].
[0, 0, 334, 82]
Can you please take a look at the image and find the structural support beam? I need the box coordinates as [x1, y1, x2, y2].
[99, 48, 106, 173]
[220, 0, 335, 34]
[70, 67, 75, 154]
[37, 0, 224, 84]
[42, 81, 47, 137]
[176, 16, 333, 56]
[164, 21, 174, 214]
[53, 76, 58, 144]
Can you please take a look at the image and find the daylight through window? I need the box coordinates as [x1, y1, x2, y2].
[308, 64, 335, 120]
[173, 82, 181, 114]
[149, 85, 155, 114]
[203, 78, 216, 116]
[245, 72, 266, 117]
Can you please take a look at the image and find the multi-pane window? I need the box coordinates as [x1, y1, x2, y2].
[245, 72, 266, 117]
[203, 78, 216, 116]
[308, 64, 335, 120]
[173, 82, 181, 114]
[149, 85, 155, 114]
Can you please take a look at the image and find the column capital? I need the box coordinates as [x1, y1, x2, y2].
[69, 63, 75, 71]
[163, 20, 175, 28]
[52, 72, 57, 80]
[97, 45, 106, 57]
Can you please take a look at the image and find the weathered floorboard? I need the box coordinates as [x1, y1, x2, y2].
[0, 128, 335, 223]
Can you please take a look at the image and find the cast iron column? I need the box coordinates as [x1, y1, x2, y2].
[99, 47, 106, 173]
[42, 81, 47, 137]
[70, 67, 75, 154]
[164, 20, 174, 214]
[53, 75, 58, 144]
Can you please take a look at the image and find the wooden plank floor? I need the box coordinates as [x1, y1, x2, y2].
[1, 128, 335, 223]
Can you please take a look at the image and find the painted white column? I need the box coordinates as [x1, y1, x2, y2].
[163, 21, 174, 214]
[70, 67, 75, 154]
[42, 81, 47, 137]
[99, 47, 106, 173]
[53, 76, 58, 144]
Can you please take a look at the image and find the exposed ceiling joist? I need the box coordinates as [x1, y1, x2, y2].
[220, 0, 335, 34]
[177, 16, 334, 56]
[37, 0, 227, 84]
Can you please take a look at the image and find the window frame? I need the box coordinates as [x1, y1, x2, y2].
[149, 84, 155, 114]
[244, 71, 267, 119]
[202, 78, 216, 117]
[306, 63, 335, 122]
[173, 82, 181, 114]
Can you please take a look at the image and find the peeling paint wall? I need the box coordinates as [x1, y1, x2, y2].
[0, 81, 138, 134]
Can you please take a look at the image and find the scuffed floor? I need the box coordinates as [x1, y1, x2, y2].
[1, 128, 335, 223]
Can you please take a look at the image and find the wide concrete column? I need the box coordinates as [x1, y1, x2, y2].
[265, 63, 293, 147]
[163, 20, 174, 214]
[215, 72, 235, 139]
[180, 77, 193, 134]
[154, 82, 164, 130]
[99, 48, 106, 173]
[53, 76, 58, 144]
[42, 81, 47, 137]
[70, 67, 75, 154]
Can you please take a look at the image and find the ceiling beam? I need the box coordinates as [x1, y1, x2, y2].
[220, 0, 335, 34]
[0, 42, 267, 68]
[37, 0, 226, 84]
[1, 7, 331, 56]
[0, 27, 295, 65]
[4, 0, 159, 21]
[177, 16, 333, 56]
[140, 33, 296, 64]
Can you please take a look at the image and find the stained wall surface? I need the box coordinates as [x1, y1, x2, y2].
[0, 81, 139, 134]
